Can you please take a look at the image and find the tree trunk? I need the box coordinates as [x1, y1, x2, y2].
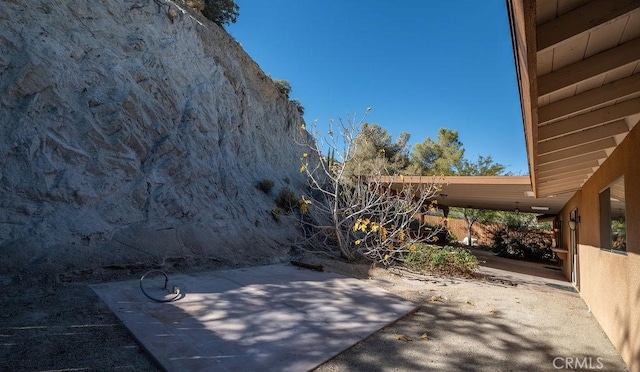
[334, 212, 353, 260]
[467, 219, 475, 246]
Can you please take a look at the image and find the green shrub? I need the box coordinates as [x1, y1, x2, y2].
[273, 79, 291, 98]
[275, 187, 298, 214]
[290, 99, 305, 115]
[257, 179, 274, 194]
[403, 244, 479, 276]
[408, 219, 440, 238]
[201, 0, 239, 27]
[490, 226, 554, 262]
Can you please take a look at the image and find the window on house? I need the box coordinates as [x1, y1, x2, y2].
[599, 176, 626, 252]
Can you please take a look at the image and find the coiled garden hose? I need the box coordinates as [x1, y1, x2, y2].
[139, 269, 183, 302]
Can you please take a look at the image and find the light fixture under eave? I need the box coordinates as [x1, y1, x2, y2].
[531, 206, 550, 211]
[568, 219, 577, 230]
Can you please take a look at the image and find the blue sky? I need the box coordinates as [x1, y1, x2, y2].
[227, 1, 529, 175]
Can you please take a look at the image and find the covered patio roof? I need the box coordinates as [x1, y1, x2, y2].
[507, 0, 640, 197]
[378, 176, 572, 215]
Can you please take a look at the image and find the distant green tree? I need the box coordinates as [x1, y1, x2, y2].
[202, 0, 239, 27]
[497, 211, 539, 228]
[360, 123, 410, 168]
[456, 208, 498, 246]
[409, 128, 464, 175]
[457, 155, 509, 176]
[346, 123, 410, 178]
[451, 154, 508, 245]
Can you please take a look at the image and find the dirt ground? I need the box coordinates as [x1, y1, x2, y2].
[0, 251, 629, 371]
[0, 270, 162, 371]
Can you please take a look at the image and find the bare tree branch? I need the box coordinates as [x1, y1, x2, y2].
[292, 111, 444, 265]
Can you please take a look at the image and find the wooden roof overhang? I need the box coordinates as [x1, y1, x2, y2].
[376, 176, 572, 215]
[506, 0, 640, 197]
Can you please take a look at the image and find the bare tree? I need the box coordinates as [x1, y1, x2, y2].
[454, 155, 508, 245]
[458, 208, 497, 246]
[295, 110, 443, 265]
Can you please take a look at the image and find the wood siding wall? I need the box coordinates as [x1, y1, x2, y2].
[421, 215, 493, 245]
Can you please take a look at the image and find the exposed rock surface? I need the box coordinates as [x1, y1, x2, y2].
[0, 0, 312, 278]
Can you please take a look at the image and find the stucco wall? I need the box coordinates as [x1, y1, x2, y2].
[561, 124, 639, 370]
[556, 192, 580, 283]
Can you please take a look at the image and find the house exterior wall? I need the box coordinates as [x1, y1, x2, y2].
[560, 123, 639, 369]
[557, 192, 581, 283]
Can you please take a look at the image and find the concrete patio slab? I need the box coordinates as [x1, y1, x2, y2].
[91, 264, 418, 371]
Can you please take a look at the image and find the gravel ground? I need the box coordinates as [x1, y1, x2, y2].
[0, 279, 161, 371]
[314, 252, 629, 372]
[0, 252, 629, 371]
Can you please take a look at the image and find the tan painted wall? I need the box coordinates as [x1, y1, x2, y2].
[555, 191, 581, 284]
[560, 124, 639, 370]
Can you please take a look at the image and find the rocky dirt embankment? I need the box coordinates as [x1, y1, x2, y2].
[0, 0, 312, 280]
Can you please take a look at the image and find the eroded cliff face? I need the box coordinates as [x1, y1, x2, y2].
[0, 0, 311, 277]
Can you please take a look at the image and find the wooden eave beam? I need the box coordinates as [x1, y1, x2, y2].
[538, 37, 640, 97]
[507, 0, 539, 194]
[538, 168, 593, 182]
[536, 151, 605, 172]
[538, 183, 582, 197]
[539, 174, 589, 187]
[446, 176, 531, 185]
[538, 120, 629, 154]
[525, 0, 538, 193]
[536, 0, 640, 53]
[539, 179, 585, 189]
[393, 175, 531, 185]
[538, 73, 640, 124]
[538, 97, 640, 141]
[539, 172, 593, 186]
[539, 178, 587, 191]
[538, 137, 616, 165]
[539, 175, 590, 188]
[538, 176, 591, 189]
[537, 160, 599, 176]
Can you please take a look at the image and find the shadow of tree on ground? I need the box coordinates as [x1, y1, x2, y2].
[315, 298, 627, 372]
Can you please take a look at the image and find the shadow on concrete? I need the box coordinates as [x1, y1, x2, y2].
[470, 247, 568, 282]
[92, 264, 418, 371]
[315, 299, 627, 372]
